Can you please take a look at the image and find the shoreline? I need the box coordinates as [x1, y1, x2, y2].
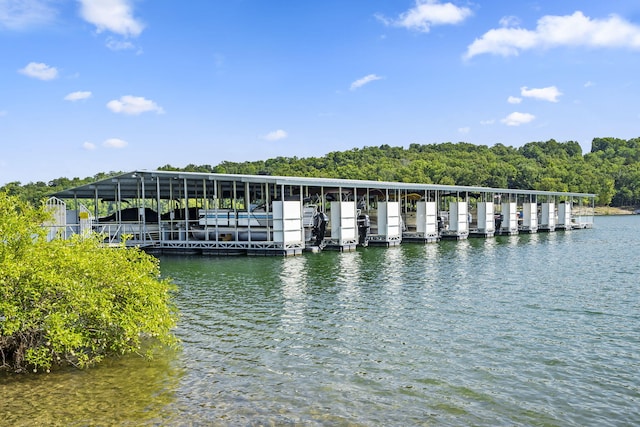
[594, 206, 637, 215]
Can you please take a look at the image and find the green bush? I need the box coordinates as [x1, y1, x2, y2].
[0, 193, 178, 373]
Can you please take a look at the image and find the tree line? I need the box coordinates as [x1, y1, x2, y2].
[4, 137, 640, 207]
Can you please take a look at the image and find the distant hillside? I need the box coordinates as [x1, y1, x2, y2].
[3, 137, 640, 207]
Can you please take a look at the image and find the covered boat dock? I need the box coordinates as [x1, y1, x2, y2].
[48, 170, 596, 256]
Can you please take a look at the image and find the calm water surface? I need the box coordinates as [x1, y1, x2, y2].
[2, 215, 639, 426]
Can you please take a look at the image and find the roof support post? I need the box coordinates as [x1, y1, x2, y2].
[246, 181, 251, 240]
[245, 181, 250, 211]
[156, 176, 161, 239]
[140, 176, 146, 243]
[183, 177, 189, 242]
[117, 180, 121, 223]
[94, 186, 98, 222]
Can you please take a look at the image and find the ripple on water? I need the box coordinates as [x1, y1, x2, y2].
[2, 216, 640, 426]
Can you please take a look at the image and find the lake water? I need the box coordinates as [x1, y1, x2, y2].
[2, 215, 639, 426]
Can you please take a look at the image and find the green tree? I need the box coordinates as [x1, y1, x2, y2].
[5, 137, 640, 208]
[0, 193, 178, 373]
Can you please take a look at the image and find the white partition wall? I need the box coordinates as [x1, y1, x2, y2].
[416, 201, 438, 237]
[330, 201, 357, 246]
[476, 202, 494, 234]
[522, 202, 538, 233]
[369, 201, 402, 245]
[540, 202, 556, 231]
[448, 202, 469, 236]
[273, 201, 303, 245]
[557, 201, 572, 230]
[78, 204, 93, 235]
[501, 202, 518, 234]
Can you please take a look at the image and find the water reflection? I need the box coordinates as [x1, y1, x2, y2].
[336, 250, 363, 309]
[454, 240, 471, 282]
[379, 246, 407, 315]
[479, 235, 497, 256]
[423, 241, 441, 258]
[420, 241, 443, 280]
[527, 232, 539, 245]
[382, 246, 405, 289]
[279, 256, 308, 331]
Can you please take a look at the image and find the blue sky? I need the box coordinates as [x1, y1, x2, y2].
[1, 0, 640, 185]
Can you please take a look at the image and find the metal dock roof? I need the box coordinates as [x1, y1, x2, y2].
[51, 170, 596, 200]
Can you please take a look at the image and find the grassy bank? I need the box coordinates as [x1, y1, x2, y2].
[594, 206, 636, 215]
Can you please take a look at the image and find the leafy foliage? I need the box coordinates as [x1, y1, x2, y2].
[0, 193, 178, 373]
[3, 138, 640, 207]
[176, 138, 628, 205]
[0, 171, 123, 207]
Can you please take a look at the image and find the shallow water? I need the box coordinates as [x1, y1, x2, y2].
[2, 215, 639, 426]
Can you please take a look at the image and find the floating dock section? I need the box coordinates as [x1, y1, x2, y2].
[472, 201, 495, 238]
[539, 202, 556, 232]
[48, 170, 596, 256]
[403, 201, 439, 243]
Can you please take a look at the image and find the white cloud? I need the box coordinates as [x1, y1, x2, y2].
[501, 112, 535, 126]
[105, 36, 135, 51]
[18, 61, 58, 80]
[64, 91, 92, 101]
[584, 81, 595, 87]
[350, 74, 383, 91]
[262, 129, 288, 141]
[465, 11, 640, 59]
[499, 16, 520, 28]
[78, 0, 144, 37]
[106, 95, 164, 115]
[521, 86, 562, 102]
[507, 96, 522, 104]
[480, 119, 495, 125]
[458, 126, 470, 134]
[0, 0, 57, 30]
[379, 0, 472, 33]
[83, 141, 97, 150]
[103, 138, 128, 148]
